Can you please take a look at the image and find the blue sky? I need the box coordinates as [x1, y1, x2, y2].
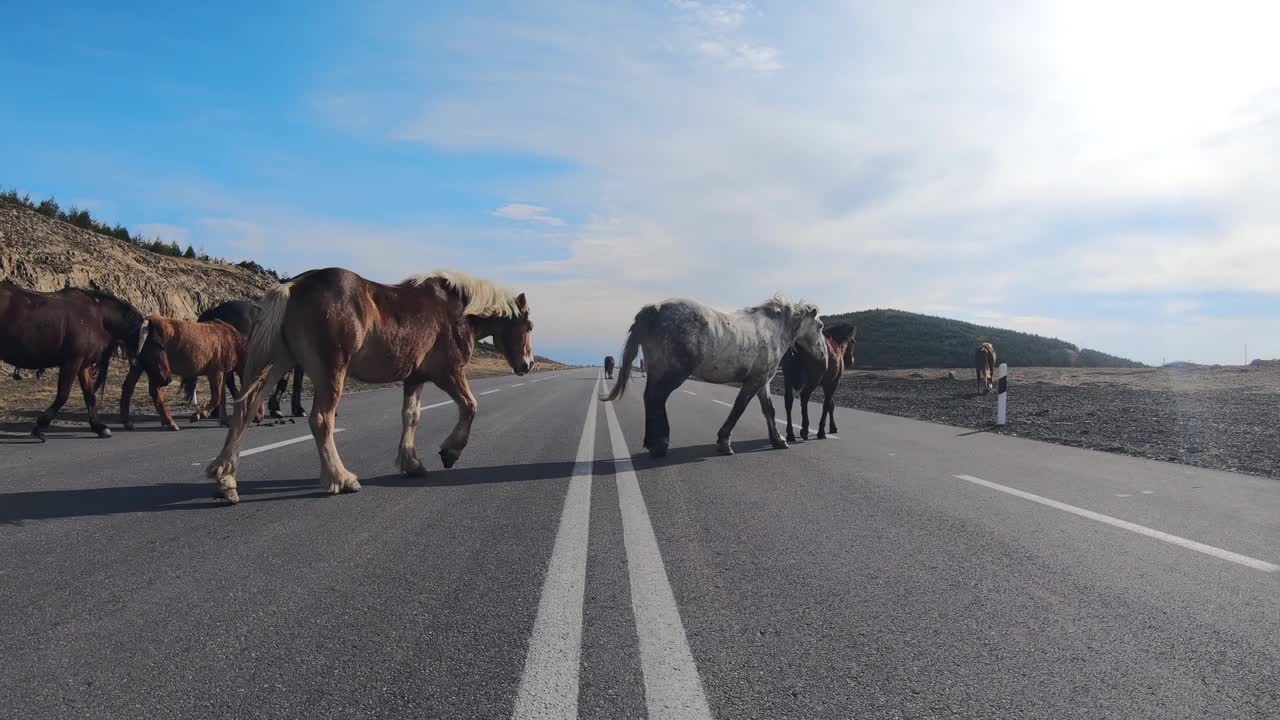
[4, 1, 1280, 365]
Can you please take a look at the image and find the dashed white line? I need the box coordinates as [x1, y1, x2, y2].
[480, 388, 502, 396]
[682, 390, 697, 396]
[511, 373, 600, 720]
[712, 399, 732, 407]
[511, 383, 525, 388]
[602, 394, 713, 720]
[955, 474, 1279, 573]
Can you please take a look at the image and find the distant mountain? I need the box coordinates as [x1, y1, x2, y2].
[821, 308, 1146, 369]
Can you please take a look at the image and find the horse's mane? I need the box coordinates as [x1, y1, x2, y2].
[746, 294, 818, 319]
[400, 269, 522, 318]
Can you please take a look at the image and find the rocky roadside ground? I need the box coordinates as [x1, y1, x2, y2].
[771, 365, 1280, 481]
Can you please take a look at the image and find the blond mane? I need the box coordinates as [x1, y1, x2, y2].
[748, 293, 817, 318]
[401, 269, 522, 318]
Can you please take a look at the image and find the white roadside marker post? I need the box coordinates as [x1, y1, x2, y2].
[996, 363, 1008, 426]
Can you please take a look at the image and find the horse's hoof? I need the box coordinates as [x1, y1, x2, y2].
[816, 432, 826, 440]
[440, 448, 461, 469]
[786, 433, 796, 443]
[165, 423, 180, 432]
[800, 431, 810, 441]
[292, 408, 305, 418]
[96, 427, 112, 439]
[715, 440, 734, 456]
[648, 443, 668, 459]
[222, 488, 240, 505]
[343, 477, 362, 493]
[190, 413, 200, 424]
[268, 411, 283, 420]
[771, 438, 789, 450]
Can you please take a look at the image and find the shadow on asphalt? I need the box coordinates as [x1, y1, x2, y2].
[0, 438, 780, 523]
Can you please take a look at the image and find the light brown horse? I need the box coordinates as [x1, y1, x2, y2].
[781, 324, 856, 440]
[975, 342, 997, 394]
[207, 267, 535, 504]
[120, 317, 249, 430]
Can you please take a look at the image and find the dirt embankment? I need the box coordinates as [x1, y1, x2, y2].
[774, 365, 1280, 481]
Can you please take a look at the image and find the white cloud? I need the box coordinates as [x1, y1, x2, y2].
[493, 203, 564, 226]
[315, 1, 1280, 362]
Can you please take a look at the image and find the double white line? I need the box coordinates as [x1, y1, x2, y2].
[511, 372, 711, 720]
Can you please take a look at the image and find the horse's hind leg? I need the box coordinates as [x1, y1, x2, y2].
[825, 386, 838, 435]
[756, 383, 788, 450]
[396, 381, 427, 476]
[799, 385, 815, 440]
[433, 367, 477, 470]
[267, 374, 287, 418]
[209, 362, 289, 503]
[643, 370, 685, 458]
[77, 365, 111, 438]
[308, 366, 359, 495]
[291, 366, 305, 417]
[31, 364, 76, 440]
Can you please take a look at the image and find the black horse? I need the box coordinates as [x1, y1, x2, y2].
[604, 355, 615, 379]
[0, 280, 145, 438]
[196, 299, 305, 418]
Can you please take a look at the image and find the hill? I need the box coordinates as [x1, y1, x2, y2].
[823, 308, 1145, 369]
[1, 201, 274, 318]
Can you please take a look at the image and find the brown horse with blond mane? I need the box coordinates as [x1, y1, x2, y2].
[207, 267, 535, 504]
[975, 342, 997, 394]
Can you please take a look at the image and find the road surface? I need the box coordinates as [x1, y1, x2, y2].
[2, 367, 1278, 719]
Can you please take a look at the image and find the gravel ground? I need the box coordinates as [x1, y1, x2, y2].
[773, 366, 1280, 481]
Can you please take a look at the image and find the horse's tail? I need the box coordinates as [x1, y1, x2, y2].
[235, 282, 295, 406]
[93, 346, 114, 396]
[602, 305, 656, 401]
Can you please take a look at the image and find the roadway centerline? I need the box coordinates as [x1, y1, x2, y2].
[511, 382, 525, 388]
[222, 429, 347, 459]
[955, 474, 1280, 573]
[511, 372, 600, 720]
[602, 392, 713, 720]
[480, 389, 502, 396]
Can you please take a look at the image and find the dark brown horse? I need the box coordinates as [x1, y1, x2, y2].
[120, 316, 249, 430]
[604, 355, 616, 379]
[975, 342, 997, 394]
[780, 324, 856, 441]
[207, 268, 535, 504]
[195, 299, 306, 419]
[0, 280, 144, 438]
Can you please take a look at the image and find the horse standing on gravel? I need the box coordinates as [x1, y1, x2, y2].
[0, 280, 145, 438]
[207, 268, 536, 504]
[781, 324, 856, 441]
[975, 342, 997, 394]
[604, 296, 826, 458]
[197, 300, 306, 419]
[604, 355, 616, 379]
[120, 316, 252, 431]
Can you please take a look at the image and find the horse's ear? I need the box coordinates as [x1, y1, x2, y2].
[515, 293, 528, 311]
[807, 307, 818, 318]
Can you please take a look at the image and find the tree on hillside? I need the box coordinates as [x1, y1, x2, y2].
[183, 245, 196, 259]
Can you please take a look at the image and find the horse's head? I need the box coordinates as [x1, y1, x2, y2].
[826, 323, 857, 367]
[136, 319, 174, 386]
[792, 304, 825, 363]
[491, 292, 536, 376]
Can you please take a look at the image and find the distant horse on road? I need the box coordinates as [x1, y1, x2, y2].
[604, 355, 615, 379]
[604, 296, 825, 458]
[781, 323, 856, 441]
[120, 316, 250, 430]
[975, 342, 997, 394]
[0, 280, 145, 438]
[207, 268, 536, 504]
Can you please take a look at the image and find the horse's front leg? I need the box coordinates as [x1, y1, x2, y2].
[396, 381, 427, 476]
[756, 384, 788, 450]
[825, 387, 838, 435]
[150, 374, 179, 431]
[799, 384, 815, 440]
[31, 364, 77, 440]
[119, 363, 145, 431]
[783, 382, 796, 443]
[434, 368, 477, 469]
[76, 365, 111, 438]
[291, 366, 306, 417]
[715, 382, 758, 455]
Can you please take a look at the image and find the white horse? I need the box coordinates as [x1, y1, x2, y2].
[603, 296, 826, 458]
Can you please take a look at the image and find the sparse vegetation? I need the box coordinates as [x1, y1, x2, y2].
[1, 187, 282, 281]
[824, 308, 1145, 369]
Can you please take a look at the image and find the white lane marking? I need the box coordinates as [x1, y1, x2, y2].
[682, 390, 697, 396]
[480, 388, 502, 396]
[955, 474, 1279, 573]
[1116, 493, 1132, 498]
[602, 397, 713, 720]
[511, 382, 526, 388]
[422, 400, 453, 410]
[511, 373, 600, 720]
[237, 429, 346, 458]
[1141, 490, 1154, 495]
[712, 399, 732, 407]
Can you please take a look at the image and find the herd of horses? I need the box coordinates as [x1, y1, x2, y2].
[1, 268, 999, 504]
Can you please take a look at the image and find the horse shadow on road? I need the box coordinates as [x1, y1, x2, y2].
[0, 439, 773, 524]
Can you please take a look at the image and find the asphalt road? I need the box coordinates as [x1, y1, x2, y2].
[2, 367, 1278, 719]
